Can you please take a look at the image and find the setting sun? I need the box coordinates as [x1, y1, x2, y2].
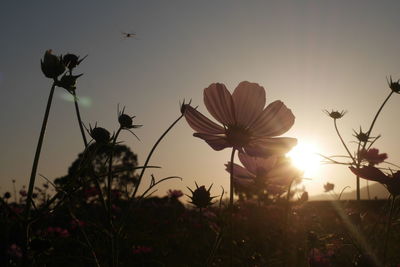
[287, 142, 321, 178]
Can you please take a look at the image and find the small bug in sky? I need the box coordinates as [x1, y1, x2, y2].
[121, 32, 138, 39]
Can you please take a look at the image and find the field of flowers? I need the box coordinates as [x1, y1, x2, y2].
[1, 50, 399, 266]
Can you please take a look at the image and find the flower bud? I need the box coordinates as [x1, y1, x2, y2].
[57, 73, 83, 92]
[388, 76, 400, 94]
[118, 114, 133, 128]
[41, 50, 65, 79]
[324, 109, 347, 120]
[90, 127, 111, 144]
[187, 183, 215, 209]
[63, 53, 87, 71]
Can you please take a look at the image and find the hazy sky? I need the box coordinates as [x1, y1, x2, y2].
[1, 1, 400, 199]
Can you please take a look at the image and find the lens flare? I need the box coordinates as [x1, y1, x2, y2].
[60, 92, 92, 108]
[287, 142, 320, 178]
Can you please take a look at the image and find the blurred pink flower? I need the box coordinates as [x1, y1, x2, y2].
[132, 245, 153, 255]
[226, 152, 302, 196]
[7, 244, 23, 258]
[167, 189, 184, 199]
[358, 148, 387, 166]
[183, 81, 297, 157]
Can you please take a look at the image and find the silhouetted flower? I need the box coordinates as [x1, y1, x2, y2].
[324, 109, 347, 120]
[3, 192, 11, 199]
[323, 182, 335, 192]
[187, 183, 216, 208]
[63, 53, 87, 71]
[350, 166, 400, 196]
[41, 50, 65, 79]
[387, 76, 400, 94]
[358, 148, 387, 166]
[183, 81, 297, 157]
[57, 73, 83, 92]
[226, 152, 302, 197]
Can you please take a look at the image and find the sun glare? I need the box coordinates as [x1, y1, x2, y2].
[287, 142, 321, 178]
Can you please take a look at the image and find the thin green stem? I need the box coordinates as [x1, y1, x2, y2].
[229, 148, 236, 267]
[131, 113, 184, 198]
[72, 91, 88, 148]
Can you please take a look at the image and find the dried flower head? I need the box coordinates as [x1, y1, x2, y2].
[41, 50, 65, 79]
[387, 76, 400, 94]
[57, 73, 83, 92]
[323, 182, 335, 192]
[352, 127, 372, 143]
[63, 53, 87, 71]
[324, 110, 347, 120]
[186, 183, 216, 209]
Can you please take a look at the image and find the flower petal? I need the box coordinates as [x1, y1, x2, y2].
[204, 83, 236, 126]
[244, 137, 297, 157]
[184, 105, 225, 134]
[238, 151, 277, 175]
[349, 166, 389, 184]
[193, 133, 230, 151]
[251, 100, 295, 137]
[225, 162, 255, 180]
[232, 81, 266, 128]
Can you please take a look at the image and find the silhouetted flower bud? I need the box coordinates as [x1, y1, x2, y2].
[387, 76, 400, 94]
[57, 73, 83, 92]
[90, 127, 111, 144]
[180, 99, 192, 114]
[119, 114, 133, 128]
[40, 50, 65, 79]
[63, 54, 87, 71]
[324, 109, 347, 120]
[187, 183, 215, 209]
[3, 192, 11, 199]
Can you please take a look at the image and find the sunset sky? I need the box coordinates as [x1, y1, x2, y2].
[1, 1, 400, 199]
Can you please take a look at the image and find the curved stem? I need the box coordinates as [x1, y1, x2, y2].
[72, 91, 88, 148]
[24, 80, 56, 219]
[23, 80, 56, 263]
[131, 114, 184, 198]
[365, 91, 394, 146]
[229, 148, 236, 267]
[334, 119, 356, 164]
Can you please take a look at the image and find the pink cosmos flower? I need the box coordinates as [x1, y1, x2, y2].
[225, 152, 302, 197]
[184, 81, 297, 157]
[357, 148, 387, 166]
